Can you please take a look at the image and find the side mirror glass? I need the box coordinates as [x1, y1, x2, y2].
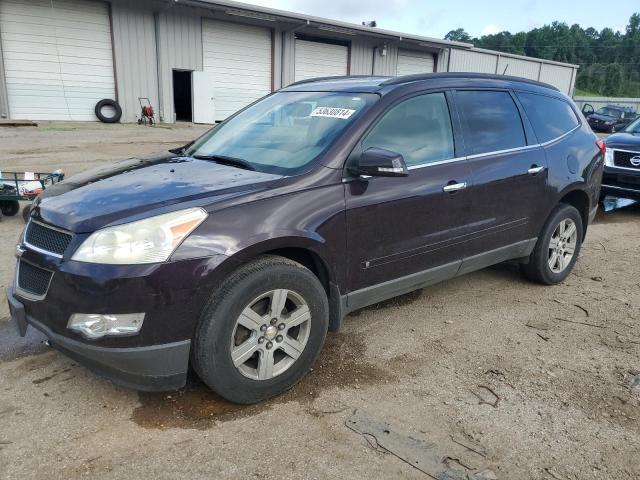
[349, 147, 408, 177]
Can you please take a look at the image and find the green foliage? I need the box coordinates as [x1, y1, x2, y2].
[444, 13, 640, 97]
[444, 28, 471, 42]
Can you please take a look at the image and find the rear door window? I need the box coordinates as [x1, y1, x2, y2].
[362, 92, 455, 167]
[516, 92, 579, 143]
[455, 90, 526, 156]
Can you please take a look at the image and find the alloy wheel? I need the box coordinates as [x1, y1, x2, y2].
[230, 289, 311, 380]
[548, 218, 578, 274]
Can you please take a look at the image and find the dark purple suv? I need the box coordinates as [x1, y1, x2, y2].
[7, 73, 604, 404]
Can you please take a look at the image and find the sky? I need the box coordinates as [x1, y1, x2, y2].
[241, 0, 636, 39]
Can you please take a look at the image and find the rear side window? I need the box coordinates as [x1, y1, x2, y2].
[517, 92, 579, 143]
[362, 92, 455, 167]
[455, 90, 526, 155]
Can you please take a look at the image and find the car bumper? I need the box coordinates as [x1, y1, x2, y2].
[9, 245, 238, 391]
[8, 287, 190, 391]
[601, 167, 640, 200]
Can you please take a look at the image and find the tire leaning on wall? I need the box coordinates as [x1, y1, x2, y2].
[95, 99, 122, 123]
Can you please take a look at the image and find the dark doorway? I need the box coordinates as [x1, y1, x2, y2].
[173, 70, 192, 122]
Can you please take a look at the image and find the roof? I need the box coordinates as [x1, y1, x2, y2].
[178, 0, 475, 49]
[282, 73, 561, 94]
[176, 0, 578, 69]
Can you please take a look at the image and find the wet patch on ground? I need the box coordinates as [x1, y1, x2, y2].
[132, 332, 390, 430]
[0, 318, 49, 362]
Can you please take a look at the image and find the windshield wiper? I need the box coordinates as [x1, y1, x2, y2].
[192, 154, 256, 171]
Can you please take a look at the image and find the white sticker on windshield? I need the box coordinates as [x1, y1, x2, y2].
[310, 107, 356, 119]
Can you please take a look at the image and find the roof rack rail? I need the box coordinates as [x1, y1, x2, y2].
[380, 72, 560, 91]
[288, 75, 390, 87]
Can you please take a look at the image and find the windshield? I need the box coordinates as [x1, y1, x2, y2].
[623, 117, 640, 133]
[595, 107, 622, 118]
[186, 91, 379, 175]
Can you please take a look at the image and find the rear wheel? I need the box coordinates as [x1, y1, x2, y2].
[0, 200, 19, 217]
[521, 204, 583, 285]
[193, 256, 329, 404]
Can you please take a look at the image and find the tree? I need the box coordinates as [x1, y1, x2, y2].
[443, 13, 640, 96]
[444, 28, 471, 42]
[604, 63, 624, 96]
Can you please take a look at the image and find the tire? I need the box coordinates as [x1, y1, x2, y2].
[22, 204, 32, 223]
[193, 255, 329, 404]
[0, 200, 20, 216]
[521, 204, 583, 285]
[94, 99, 122, 123]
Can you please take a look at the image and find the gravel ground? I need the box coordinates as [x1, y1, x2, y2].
[0, 123, 638, 480]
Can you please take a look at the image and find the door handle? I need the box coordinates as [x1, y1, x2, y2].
[443, 182, 467, 193]
[528, 165, 546, 175]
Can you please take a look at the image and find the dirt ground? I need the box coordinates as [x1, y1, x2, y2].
[0, 123, 638, 480]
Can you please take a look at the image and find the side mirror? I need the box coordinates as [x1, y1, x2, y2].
[349, 147, 408, 177]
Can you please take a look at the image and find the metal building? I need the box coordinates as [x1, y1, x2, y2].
[0, 0, 579, 124]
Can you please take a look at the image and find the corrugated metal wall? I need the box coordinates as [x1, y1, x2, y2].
[436, 49, 448, 72]
[156, 7, 202, 122]
[448, 48, 576, 94]
[497, 56, 539, 79]
[281, 31, 295, 87]
[539, 63, 574, 95]
[449, 49, 497, 74]
[350, 40, 374, 76]
[373, 43, 398, 76]
[110, 0, 158, 123]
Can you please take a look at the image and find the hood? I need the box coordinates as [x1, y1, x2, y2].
[604, 131, 640, 150]
[34, 153, 283, 232]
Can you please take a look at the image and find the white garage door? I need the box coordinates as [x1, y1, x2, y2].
[294, 39, 348, 82]
[202, 19, 272, 122]
[396, 50, 435, 76]
[0, 0, 115, 121]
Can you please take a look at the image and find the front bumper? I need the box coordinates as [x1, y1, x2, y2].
[8, 287, 190, 391]
[601, 167, 640, 200]
[9, 237, 238, 391]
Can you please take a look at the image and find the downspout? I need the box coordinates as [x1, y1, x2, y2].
[154, 11, 164, 122]
[0, 19, 9, 118]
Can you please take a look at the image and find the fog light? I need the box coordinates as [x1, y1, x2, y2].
[67, 313, 145, 340]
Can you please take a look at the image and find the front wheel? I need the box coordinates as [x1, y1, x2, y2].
[521, 204, 583, 285]
[192, 256, 329, 404]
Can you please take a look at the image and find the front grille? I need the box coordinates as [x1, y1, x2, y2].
[17, 260, 53, 297]
[25, 221, 72, 256]
[613, 150, 640, 169]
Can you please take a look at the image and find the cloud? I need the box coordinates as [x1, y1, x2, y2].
[481, 24, 501, 35]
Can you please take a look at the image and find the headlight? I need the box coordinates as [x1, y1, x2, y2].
[72, 208, 207, 264]
[604, 148, 614, 167]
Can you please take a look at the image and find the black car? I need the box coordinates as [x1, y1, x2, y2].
[602, 116, 640, 200]
[583, 104, 638, 133]
[7, 73, 603, 404]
